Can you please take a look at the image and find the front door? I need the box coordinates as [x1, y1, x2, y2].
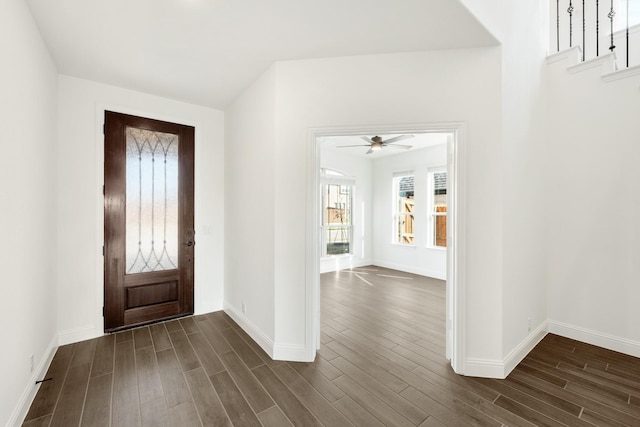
[104, 111, 195, 332]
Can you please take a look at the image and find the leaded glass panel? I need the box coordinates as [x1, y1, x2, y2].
[125, 127, 179, 273]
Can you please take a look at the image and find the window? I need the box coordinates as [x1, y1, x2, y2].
[393, 173, 415, 245]
[428, 168, 447, 248]
[321, 169, 353, 256]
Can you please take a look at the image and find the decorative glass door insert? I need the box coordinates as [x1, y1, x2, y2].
[125, 127, 179, 273]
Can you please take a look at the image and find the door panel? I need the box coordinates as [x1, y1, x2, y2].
[104, 111, 194, 332]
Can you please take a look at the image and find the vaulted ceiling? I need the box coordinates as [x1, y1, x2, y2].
[26, 0, 497, 109]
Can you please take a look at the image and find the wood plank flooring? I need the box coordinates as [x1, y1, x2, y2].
[23, 266, 640, 426]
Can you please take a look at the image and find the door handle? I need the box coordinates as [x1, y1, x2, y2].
[185, 229, 195, 247]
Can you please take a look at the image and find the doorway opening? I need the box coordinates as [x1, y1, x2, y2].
[306, 123, 466, 373]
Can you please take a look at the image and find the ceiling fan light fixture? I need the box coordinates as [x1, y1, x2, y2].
[336, 134, 414, 155]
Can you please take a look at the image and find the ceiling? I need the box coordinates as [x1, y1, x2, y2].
[25, 0, 497, 109]
[321, 133, 449, 159]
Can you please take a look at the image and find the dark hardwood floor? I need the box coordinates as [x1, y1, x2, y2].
[23, 266, 640, 426]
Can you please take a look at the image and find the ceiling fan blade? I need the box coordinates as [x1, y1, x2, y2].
[387, 144, 412, 149]
[361, 136, 374, 144]
[336, 144, 370, 148]
[365, 148, 374, 154]
[383, 134, 414, 145]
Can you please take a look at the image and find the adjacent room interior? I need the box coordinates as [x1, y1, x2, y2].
[318, 132, 450, 278]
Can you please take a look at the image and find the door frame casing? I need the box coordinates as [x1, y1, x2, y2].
[91, 104, 203, 339]
[306, 122, 467, 373]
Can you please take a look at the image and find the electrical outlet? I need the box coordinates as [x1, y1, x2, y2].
[30, 354, 34, 373]
[242, 302, 246, 314]
[527, 318, 531, 333]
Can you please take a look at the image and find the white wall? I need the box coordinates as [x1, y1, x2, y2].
[461, 0, 640, 371]
[271, 49, 503, 361]
[224, 48, 503, 363]
[0, 0, 59, 425]
[498, 2, 549, 370]
[319, 150, 373, 273]
[546, 52, 640, 356]
[56, 75, 225, 344]
[461, 0, 550, 376]
[372, 145, 448, 279]
[224, 66, 276, 350]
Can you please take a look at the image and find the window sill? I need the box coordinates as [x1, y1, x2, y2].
[426, 246, 447, 251]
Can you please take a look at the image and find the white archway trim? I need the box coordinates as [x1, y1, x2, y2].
[306, 122, 467, 373]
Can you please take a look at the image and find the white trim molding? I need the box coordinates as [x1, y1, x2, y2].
[447, 125, 466, 374]
[58, 325, 100, 346]
[466, 321, 548, 379]
[502, 321, 548, 376]
[548, 320, 640, 358]
[371, 260, 446, 281]
[320, 257, 373, 274]
[223, 302, 311, 362]
[464, 358, 506, 379]
[602, 63, 640, 82]
[568, 52, 617, 75]
[224, 303, 275, 359]
[272, 343, 309, 361]
[546, 46, 582, 65]
[307, 121, 467, 375]
[9, 334, 58, 427]
[464, 319, 640, 379]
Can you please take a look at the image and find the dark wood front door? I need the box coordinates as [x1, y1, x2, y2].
[104, 111, 195, 332]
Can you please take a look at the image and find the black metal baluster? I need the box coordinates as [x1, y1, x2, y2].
[582, 0, 586, 60]
[557, 0, 560, 51]
[609, 0, 616, 52]
[596, 0, 600, 56]
[568, 0, 574, 47]
[626, 0, 629, 67]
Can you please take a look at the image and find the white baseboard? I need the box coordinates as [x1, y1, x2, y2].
[272, 343, 310, 361]
[465, 321, 548, 379]
[371, 260, 446, 280]
[464, 357, 506, 379]
[224, 303, 314, 362]
[223, 303, 275, 358]
[58, 325, 101, 346]
[548, 320, 640, 358]
[319, 257, 373, 274]
[503, 321, 548, 376]
[8, 334, 58, 427]
[194, 298, 223, 316]
[465, 320, 640, 379]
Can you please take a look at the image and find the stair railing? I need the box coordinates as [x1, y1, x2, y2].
[554, 0, 633, 68]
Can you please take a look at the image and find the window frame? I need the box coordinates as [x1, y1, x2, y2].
[320, 169, 355, 258]
[392, 172, 415, 246]
[427, 166, 447, 249]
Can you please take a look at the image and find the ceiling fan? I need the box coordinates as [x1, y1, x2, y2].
[337, 135, 414, 154]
